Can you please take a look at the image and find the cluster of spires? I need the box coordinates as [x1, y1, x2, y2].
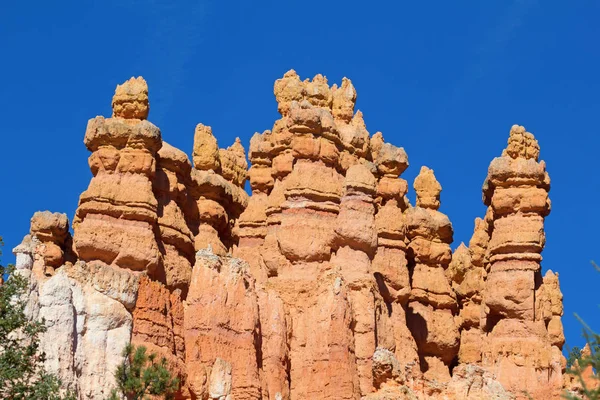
[9, 72, 571, 400]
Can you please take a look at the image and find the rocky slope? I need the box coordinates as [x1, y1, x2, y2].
[12, 72, 573, 399]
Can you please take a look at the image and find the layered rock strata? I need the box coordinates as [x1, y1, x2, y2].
[12, 74, 568, 400]
[478, 125, 564, 399]
[405, 167, 459, 382]
[192, 124, 248, 257]
[73, 77, 162, 273]
[153, 142, 196, 292]
[14, 214, 138, 399]
[232, 70, 422, 399]
[24, 211, 73, 275]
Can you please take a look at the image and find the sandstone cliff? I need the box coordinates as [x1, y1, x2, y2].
[12, 73, 570, 399]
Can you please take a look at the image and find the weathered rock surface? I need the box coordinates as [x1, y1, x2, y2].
[131, 276, 188, 397]
[27, 211, 73, 274]
[184, 250, 261, 400]
[153, 141, 195, 292]
[13, 75, 568, 400]
[406, 167, 459, 380]
[478, 125, 563, 399]
[73, 76, 162, 273]
[564, 344, 600, 397]
[16, 257, 138, 399]
[232, 70, 423, 399]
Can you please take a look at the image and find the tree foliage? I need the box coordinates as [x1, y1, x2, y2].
[567, 346, 582, 369]
[563, 261, 600, 400]
[108, 344, 179, 400]
[0, 236, 74, 400]
[568, 344, 600, 369]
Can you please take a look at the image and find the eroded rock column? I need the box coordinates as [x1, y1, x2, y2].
[233, 132, 273, 283]
[481, 125, 563, 398]
[370, 134, 419, 374]
[236, 70, 425, 399]
[184, 251, 261, 400]
[332, 164, 378, 395]
[153, 142, 195, 293]
[406, 167, 459, 381]
[191, 124, 248, 256]
[73, 77, 162, 273]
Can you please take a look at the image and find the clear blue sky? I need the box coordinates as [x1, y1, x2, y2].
[1, 1, 598, 353]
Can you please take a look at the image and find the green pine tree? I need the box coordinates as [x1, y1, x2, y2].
[563, 261, 600, 400]
[0, 236, 75, 400]
[567, 346, 582, 369]
[108, 344, 179, 400]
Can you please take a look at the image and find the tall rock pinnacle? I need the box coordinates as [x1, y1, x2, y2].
[12, 76, 567, 400]
[478, 124, 563, 398]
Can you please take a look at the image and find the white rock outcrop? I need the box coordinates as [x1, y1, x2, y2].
[17, 256, 138, 399]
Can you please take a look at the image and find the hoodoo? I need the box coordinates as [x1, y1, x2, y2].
[13, 72, 566, 399]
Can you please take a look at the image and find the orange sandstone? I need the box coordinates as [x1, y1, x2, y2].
[13, 74, 568, 400]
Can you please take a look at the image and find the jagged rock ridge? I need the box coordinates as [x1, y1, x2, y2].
[11, 72, 573, 399]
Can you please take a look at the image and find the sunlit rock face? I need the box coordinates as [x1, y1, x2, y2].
[231, 70, 420, 399]
[16, 257, 139, 399]
[477, 125, 564, 399]
[14, 73, 567, 400]
[405, 166, 459, 383]
[73, 77, 163, 274]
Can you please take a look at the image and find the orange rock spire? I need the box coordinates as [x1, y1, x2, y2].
[13, 76, 566, 400]
[478, 124, 563, 398]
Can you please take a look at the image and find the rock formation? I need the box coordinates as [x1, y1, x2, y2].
[477, 125, 564, 399]
[191, 123, 248, 257]
[405, 166, 459, 382]
[184, 251, 261, 399]
[11, 74, 568, 400]
[564, 344, 600, 397]
[14, 213, 138, 398]
[24, 211, 73, 274]
[153, 142, 195, 292]
[73, 77, 162, 274]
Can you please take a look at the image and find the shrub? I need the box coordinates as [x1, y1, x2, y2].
[108, 344, 179, 400]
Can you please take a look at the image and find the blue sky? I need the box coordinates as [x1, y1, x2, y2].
[1, 1, 598, 353]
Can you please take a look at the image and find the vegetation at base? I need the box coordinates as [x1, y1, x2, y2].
[0, 236, 75, 400]
[108, 344, 179, 400]
[562, 261, 600, 400]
